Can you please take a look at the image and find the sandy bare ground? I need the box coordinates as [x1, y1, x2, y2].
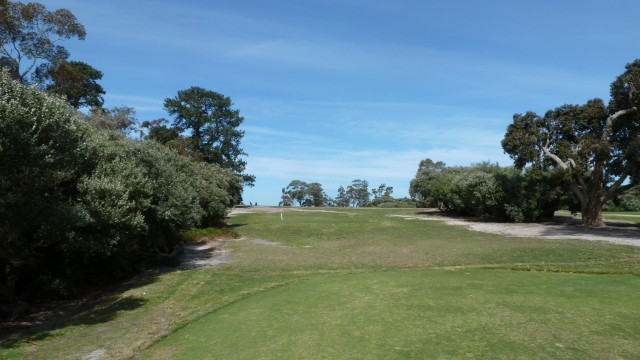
[180, 239, 233, 269]
[388, 211, 640, 247]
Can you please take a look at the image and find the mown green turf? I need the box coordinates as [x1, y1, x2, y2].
[2, 208, 639, 359]
[140, 269, 640, 360]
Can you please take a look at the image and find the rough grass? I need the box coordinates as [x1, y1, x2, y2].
[2, 208, 640, 359]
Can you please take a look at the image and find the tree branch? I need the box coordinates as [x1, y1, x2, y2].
[603, 172, 629, 203]
[602, 108, 637, 141]
[20, 58, 38, 82]
[542, 139, 569, 170]
[542, 139, 588, 194]
[570, 182, 584, 204]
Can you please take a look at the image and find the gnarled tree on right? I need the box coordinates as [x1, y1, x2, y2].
[502, 60, 640, 227]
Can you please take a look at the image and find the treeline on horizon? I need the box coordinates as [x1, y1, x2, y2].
[279, 179, 415, 208]
[280, 158, 640, 220]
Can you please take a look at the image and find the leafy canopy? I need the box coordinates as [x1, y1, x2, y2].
[160, 86, 254, 186]
[0, 1, 86, 83]
[502, 59, 640, 226]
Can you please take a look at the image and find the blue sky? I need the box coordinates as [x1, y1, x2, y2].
[41, 0, 640, 205]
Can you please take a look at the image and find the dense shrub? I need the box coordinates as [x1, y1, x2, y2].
[410, 160, 570, 222]
[604, 186, 640, 212]
[0, 72, 240, 301]
[372, 197, 417, 208]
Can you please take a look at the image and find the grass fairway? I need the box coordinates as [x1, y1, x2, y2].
[2, 208, 640, 359]
[141, 270, 640, 360]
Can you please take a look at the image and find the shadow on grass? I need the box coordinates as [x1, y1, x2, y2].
[0, 267, 164, 349]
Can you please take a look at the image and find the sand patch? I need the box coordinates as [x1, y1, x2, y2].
[388, 213, 640, 247]
[181, 239, 233, 269]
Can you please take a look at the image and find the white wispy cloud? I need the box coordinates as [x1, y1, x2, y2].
[104, 94, 164, 113]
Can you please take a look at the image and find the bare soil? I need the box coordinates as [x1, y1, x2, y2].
[180, 239, 233, 269]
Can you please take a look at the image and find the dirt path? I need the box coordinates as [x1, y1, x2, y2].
[388, 212, 640, 247]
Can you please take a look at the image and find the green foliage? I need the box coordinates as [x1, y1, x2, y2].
[371, 197, 416, 208]
[502, 59, 640, 226]
[0, 1, 86, 83]
[334, 185, 349, 207]
[410, 159, 568, 222]
[604, 186, 640, 211]
[346, 179, 369, 207]
[280, 179, 409, 208]
[280, 180, 330, 207]
[162, 86, 254, 187]
[41, 60, 105, 109]
[0, 72, 239, 301]
[85, 106, 138, 135]
[0, 68, 89, 300]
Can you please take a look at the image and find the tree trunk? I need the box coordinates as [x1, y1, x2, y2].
[581, 196, 604, 227]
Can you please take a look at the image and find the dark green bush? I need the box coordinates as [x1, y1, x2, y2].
[410, 160, 570, 222]
[0, 71, 240, 301]
[604, 186, 640, 211]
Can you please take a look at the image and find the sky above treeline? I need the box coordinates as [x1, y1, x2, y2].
[41, 0, 640, 205]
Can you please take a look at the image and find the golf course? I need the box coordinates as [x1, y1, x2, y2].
[2, 207, 640, 359]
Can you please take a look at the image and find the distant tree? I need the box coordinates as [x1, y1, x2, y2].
[371, 183, 393, 199]
[141, 118, 178, 143]
[284, 180, 308, 206]
[502, 60, 640, 227]
[335, 185, 349, 207]
[281, 180, 330, 207]
[164, 86, 254, 186]
[86, 106, 137, 135]
[306, 182, 329, 207]
[289, 181, 306, 205]
[141, 118, 206, 160]
[0, 1, 86, 83]
[40, 60, 105, 108]
[346, 179, 369, 207]
[279, 188, 293, 206]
